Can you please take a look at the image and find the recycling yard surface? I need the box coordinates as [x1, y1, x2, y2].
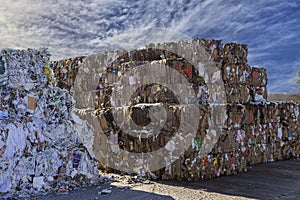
[46, 159, 300, 200]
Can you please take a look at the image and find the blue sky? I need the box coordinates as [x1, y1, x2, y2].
[0, 0, 300, 93]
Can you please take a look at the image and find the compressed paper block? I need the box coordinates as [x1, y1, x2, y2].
[0, 49, 99, 197]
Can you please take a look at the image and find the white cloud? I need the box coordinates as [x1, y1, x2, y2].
[1, 0, 300, 93]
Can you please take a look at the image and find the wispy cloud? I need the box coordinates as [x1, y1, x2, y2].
[1, 0, 300, 93]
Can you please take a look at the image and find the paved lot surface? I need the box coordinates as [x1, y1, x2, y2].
[46, 159, 300, 200]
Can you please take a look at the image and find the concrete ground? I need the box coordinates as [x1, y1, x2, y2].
[46, 159, 300, 200]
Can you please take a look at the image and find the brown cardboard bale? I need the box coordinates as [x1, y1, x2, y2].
[244, 104, 256, 125]
[252, 67, 268, 87]
[218, 129, 231, 153]
[50, 56, 84, 91]
[69, 39, 300, 181]
[223, 43, 248, 64]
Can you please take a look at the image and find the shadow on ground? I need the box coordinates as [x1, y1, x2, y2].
[45, 159, 300, 200]
[161, 159, 300, 199]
